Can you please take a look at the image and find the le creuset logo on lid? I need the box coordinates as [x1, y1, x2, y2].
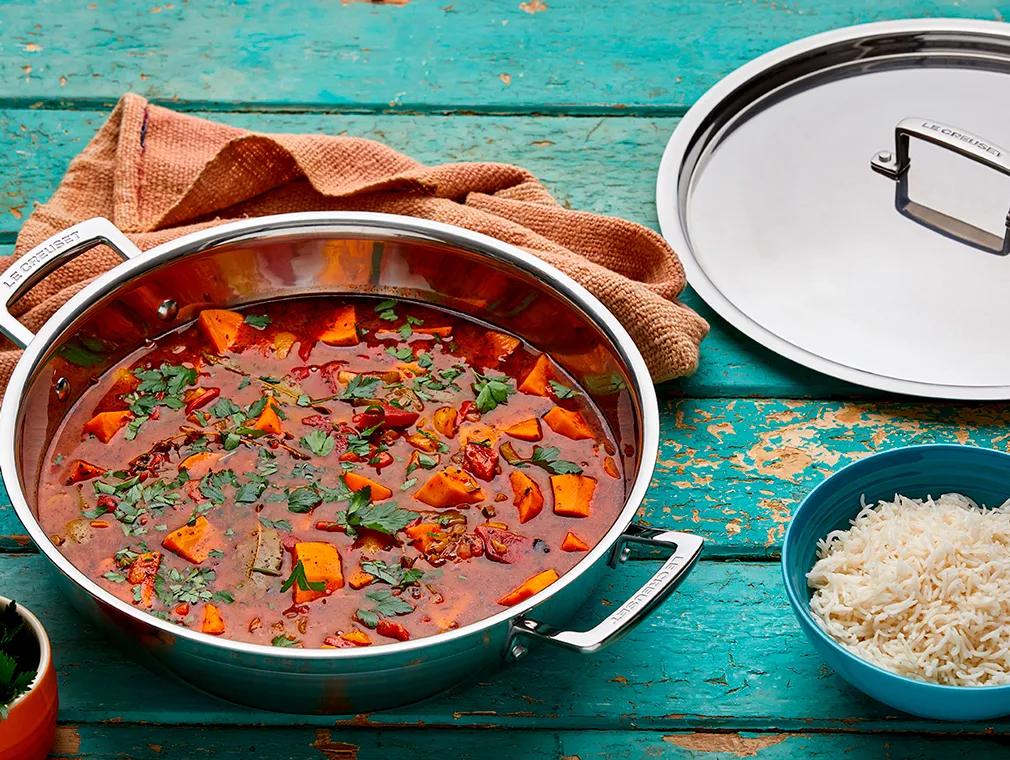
[920, 121, 1002, 158]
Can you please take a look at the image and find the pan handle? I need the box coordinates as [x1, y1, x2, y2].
[506, 524, 703, 658]
[0, 218, 141, 348]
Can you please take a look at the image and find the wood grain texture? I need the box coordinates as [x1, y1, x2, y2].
[3, 554, 1008, 733]
[1, 1, 1006, 113]
[4, 397, 1009, 557]
[44, 725, 1010, 760]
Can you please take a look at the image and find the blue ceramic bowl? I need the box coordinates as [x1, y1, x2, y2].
[782, 444, 1010, 721]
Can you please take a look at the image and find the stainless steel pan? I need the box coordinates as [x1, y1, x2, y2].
[0, 213, 702, 713]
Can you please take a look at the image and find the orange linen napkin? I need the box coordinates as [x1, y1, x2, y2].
[4, 93, 707, 390]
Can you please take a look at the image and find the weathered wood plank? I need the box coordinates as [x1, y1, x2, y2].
[3, 553, 1008, 733]
[0, 107, 858, 400]
[1, 1, 1005, 113]
[44, 725, 1010, 760]
[5, 397, 1008, 556]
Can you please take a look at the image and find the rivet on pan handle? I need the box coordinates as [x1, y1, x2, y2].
[871, 117, 1010, 256]
[0, 217, 141, 348]
[506, 525, 703, 658]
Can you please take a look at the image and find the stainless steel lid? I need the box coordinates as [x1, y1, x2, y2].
[657, 19, 1010, 399]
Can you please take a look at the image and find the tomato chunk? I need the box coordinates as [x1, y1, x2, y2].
[462, 441, 498, 482]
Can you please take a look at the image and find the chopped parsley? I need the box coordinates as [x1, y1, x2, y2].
[280, 560, 326, 593]
[385, 345, 414, 361]
[355, 589, 414, 628]
[335, 488, 415, 538]
[286, 486, 322, 513]
[271, 635, 300, 648]
[300, 429, 336, 457]
[501, 443, 583, 475]
[121, 363, 197, 438]
[244, 314, 271, 330]
[339, 374, 381, 401]
[361, 560, 424, 588]
[548, 380, 578, 399]
[471, 369, 514, 413]
[259, 516, 293, 532]
[375, 299, 398, 321]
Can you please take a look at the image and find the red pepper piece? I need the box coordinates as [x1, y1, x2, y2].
[184, 387, 221, 415]
[314, 521, 344, 532]
[376, 619, 411, 641]
[96, 494, 119, 513]
[462, 442, 498, 482]
[459, 400, 480, 422]
[351, 404, 419, 432]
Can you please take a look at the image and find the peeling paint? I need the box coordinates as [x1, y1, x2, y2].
[52, 726, 81, 755]
[314, 729, 359, 759]
[663, 732, 787, 756]
[519, 0, 547, 12]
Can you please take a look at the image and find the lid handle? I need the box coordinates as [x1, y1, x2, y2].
[871, 118, 1010, 256]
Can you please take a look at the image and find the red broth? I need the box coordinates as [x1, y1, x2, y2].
[37, 297, 624, 648]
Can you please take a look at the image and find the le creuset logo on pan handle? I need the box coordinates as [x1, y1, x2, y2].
[0, 217, 141, 348]
[870, 117, 1010, 256]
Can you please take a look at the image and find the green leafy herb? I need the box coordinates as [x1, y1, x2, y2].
[234, 476, 268, 504]
[335, 487, 415, 538]
[210, 398, 243, 419]
[271, 634, 300, 648]
[120, 363, 197, 438]
[300, 429, 336, 457]
[340, 374, 381, 401]
[244, 314, 271, 330]
[471, 369, 514, 413]
[417, 352, 433, 369]
[548, 380, 578, 399]
[361, 560, 424, 588]
[259, 516, 293, 532]
[199, 470, 238, 505]
[529, 445, 583, 475]
[0, 601, 38, 715]
[385, 345, 414, 361]
[156, 567, 219, 605]
[366, 589, 414, 616]
[280, 560, 326, 593]
[287, 486, 322, 513]
[212, 590, 235, 604]
[406, 452, 438, 476]
[375, 299, 398, 321]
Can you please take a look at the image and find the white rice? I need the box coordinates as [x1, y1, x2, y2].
[807, 493, 1010, 687]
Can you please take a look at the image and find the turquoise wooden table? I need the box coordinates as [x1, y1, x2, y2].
[5, 2, 1010, 757]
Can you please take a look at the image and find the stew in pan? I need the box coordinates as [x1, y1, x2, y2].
[38, 296, 624, 648]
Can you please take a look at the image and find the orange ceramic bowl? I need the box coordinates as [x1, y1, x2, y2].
[0, 598, 57, 760]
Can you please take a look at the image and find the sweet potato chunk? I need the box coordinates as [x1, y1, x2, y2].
[64, 459, 105, 485]
[292, 541, 344, 603]
[543, 407, 594, 441]
[518, 355, 551, 396]
[201, 603, 225, 635]
[126, 551, 161, 608]
[83, 410, 133, 443]
[414, 467, 486, 508]
[319, 304, 358, 346]
[406, 522, 444, 553]
[561, 531, 590, 552]
[432, 406, 459, 438]
[497, 568, 559, 607]
[177, 451, 221, 479]
[162, 516, 220, 564]
[340, 628, 373, 646]
[414, 325, 453, 338]
[487, 331, 521, 362]
[504, 418, 542, 442]
[251, 399, 283, 435]
[199, 309, 244, 354]
[343, 472, 393, 501]
[509, 470, 544, 524]
[551, 474, 597, 518]
[347, 569, 375, 590]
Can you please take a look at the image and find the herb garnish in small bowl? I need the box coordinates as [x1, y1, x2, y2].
[0, 598, 57, 760]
